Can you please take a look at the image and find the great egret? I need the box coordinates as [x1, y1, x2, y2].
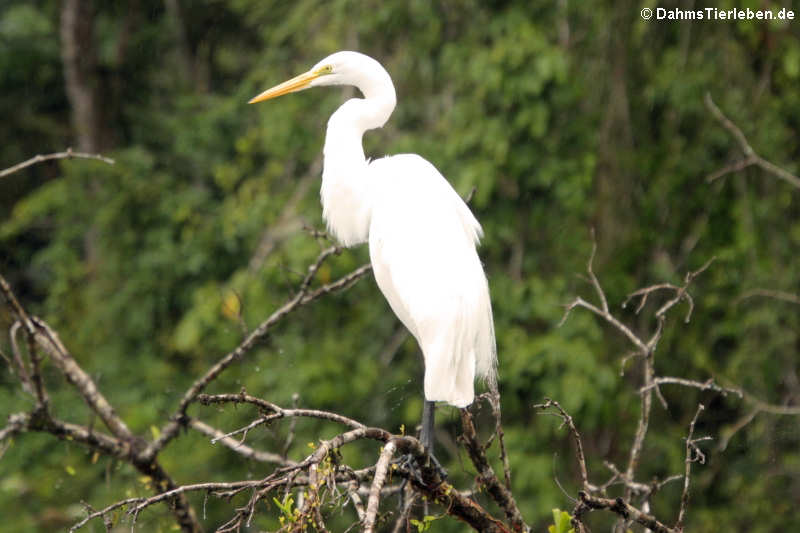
[249, 51, 496, 453]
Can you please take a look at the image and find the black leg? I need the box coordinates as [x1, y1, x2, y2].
[395, 399, 446, 492]
[420, 400, 435, 453]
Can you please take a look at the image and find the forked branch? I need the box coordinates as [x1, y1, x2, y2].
[705, 93, 800, 189]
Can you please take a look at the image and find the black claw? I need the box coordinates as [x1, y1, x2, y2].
[394, 451, 447, 488]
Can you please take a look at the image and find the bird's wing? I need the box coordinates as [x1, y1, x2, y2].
[367, 154, 495, 406]
[367, 154, 484, 325]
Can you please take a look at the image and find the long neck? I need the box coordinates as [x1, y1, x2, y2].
[320, 86, 395, 246]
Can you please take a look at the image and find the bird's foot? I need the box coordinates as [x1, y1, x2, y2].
[394, 451, 447, 488]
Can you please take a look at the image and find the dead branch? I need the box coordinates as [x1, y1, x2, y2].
[146, 248, 371, 459]
[0, 413, 27, 443]
[363, 441, 396, 533]
[737, 288, 800, 305]
[586, 230, 609, 313]
[643, 376, 743, 398]
[74, 418, 513, 532]
[30, 316, 135, 440]
[534, 398, 589, 491]
[0, 147, 115, 179]
[559, 295, 649, 353]
[69, 497, 143, 532]
[576, 491, 678, 533]
[188, 418, 292, 465]
[558, 247, 720, 532]
[676, 404, 706, 531]
[532, 397, 688, 533]
[6, 322, 33, 395]
[487, 391, 513, 490]
[705, 93, 800, 189]
[197, 392, 366, 430]
[460, 409, 529, 532]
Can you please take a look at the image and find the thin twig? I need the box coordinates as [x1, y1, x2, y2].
[7, 322, 33, 395]
[642, 376, 743, 398]
[587, 229, 609, 313]
[676, 404, 705, 531]
[198, 392, 366, 429]
[534, 398, 589, 491]
[1, 274, 133, 439]
[705, 93, 800, 189]
[283, 392, 300, 458]
[69, 498, 143, 532]
[0, 147, 115, 179]
[577, 491, 678, 533]
[488, 391, 513, 490]
[459, 409, 529, 532]
[559, 296, 649, 353]
[188, 418, 292, 464]
[146, 251, 371, 459]
[737, 288, 800, 306]
[390, 487, 417, 533]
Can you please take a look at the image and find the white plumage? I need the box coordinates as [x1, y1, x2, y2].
[250, 51, 496, 408]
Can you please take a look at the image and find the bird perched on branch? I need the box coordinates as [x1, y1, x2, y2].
[249, 51, 496, 455]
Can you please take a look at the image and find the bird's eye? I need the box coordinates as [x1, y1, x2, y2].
[318, 65, 333, 75]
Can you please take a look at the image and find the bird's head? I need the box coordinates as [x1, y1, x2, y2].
[249, 51, 393, 104]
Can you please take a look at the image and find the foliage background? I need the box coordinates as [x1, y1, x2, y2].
[1, 0, 798, 531]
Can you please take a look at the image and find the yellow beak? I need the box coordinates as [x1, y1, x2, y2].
[248, 70, 321, 104]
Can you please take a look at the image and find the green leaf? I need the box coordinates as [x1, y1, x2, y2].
[548, 509, 575, 533]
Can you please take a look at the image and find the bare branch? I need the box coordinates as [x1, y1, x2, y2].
[7, 322, 33, 395]
[576, 491, 678, 533]
[0, 413, 27, 444]
[717, 408, 759, 452]
[600, 461, 682, 498]
[2, 273, 200, 532]
[283, 392, 300, 458]
[390, 487, 417, 533]
[705, 93, 800, 189]
[31, 317, 135, 440]
[623, 283, 680, 315]
[1, 274, 134, 440]
[128, 480, 258, 517]
[147, 249, 371, 458]
[643, 376, 743, 398]
[5, 411, 130, 459]
[587, 229, 609, 313]
[625, 355, 653, 502]
[743, 393, 800, 416]
[487, 391, 513, 490]
[0, 274, 35, 328]
[197, 392, 366, 430]
[363, 441, 396, 533]
[459, 409, 529, 532]
[299, 263, 372, 303]
[70, 498, 142, 532]
[559, 296, 649, 354]
[0, 147, 115, 179]
[559, 249, 716, 529]
[676, 404, 706, 531]
[737, 288, 800, 306]
[348, 480, 367, 522]
[188, 418, 292, 465]
[534, 398, 589, 491]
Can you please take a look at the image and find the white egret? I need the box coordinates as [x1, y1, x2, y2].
[249, 51, 496, 453]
